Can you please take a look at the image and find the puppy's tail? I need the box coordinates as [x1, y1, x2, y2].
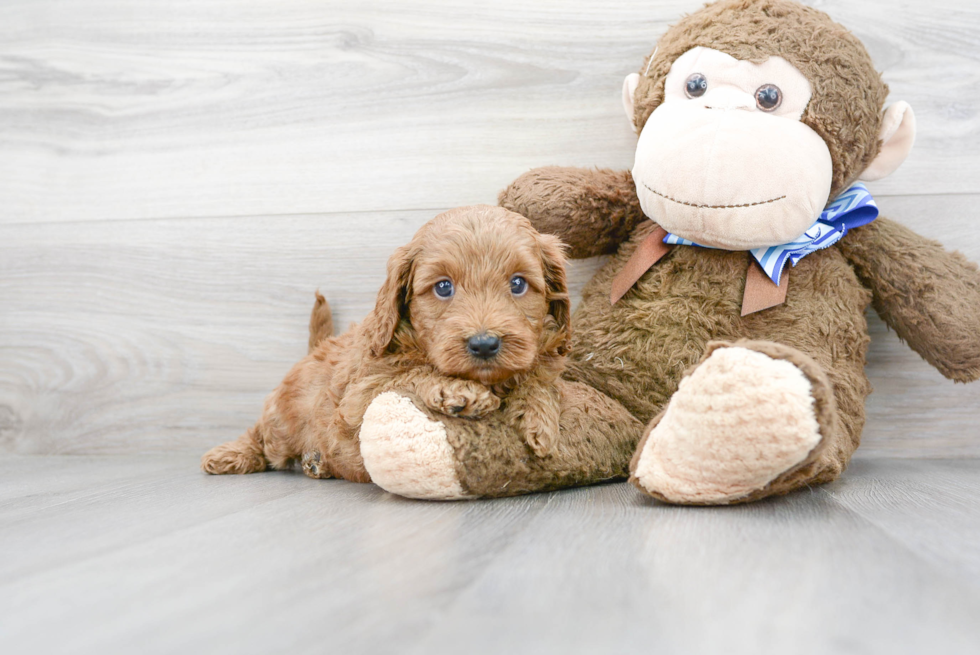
[308, 291, 334, 353]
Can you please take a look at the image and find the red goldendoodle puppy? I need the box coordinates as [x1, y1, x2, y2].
[201, 205, 570, 482]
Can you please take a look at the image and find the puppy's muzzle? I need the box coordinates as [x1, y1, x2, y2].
[467, 333, 501, 360]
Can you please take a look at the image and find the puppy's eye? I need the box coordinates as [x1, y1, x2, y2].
[755, 84, 782, 111]
[510, 275, 528, 296]
[685, 73, 707, 98]
[433, 279, 454, 299]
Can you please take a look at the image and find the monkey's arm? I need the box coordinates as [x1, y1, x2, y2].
[498, 167, 648, 258]
[839, 217, 980, 382]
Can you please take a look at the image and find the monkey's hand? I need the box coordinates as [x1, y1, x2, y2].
[498, 167, 647, 259]
[840, 216, 980, 382]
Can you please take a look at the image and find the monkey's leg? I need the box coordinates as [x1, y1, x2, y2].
[357, 380, 643, 500]
[629, 340, 863, 505]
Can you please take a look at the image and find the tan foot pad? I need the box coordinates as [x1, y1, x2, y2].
[360, 392, 471, 500]
[633, 346, 821, 504]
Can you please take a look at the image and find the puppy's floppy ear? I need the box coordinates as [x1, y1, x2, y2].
[364, 242, 415, 357]
[537, 233, 572, 356]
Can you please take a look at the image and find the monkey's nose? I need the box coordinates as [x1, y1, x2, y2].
[467, 333, 501, 360]
[701, 86, 755, 111]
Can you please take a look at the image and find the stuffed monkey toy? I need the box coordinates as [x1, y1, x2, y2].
[357, 0, 980, 504]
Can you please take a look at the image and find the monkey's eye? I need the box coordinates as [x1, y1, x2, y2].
[433, 279, 455, 299]
[510, 275, 528, 297]
[755, 84, 782, 111]
[685, 73, 707, 98]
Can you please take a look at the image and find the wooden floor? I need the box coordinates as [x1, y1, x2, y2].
[1, 455, 979, 655]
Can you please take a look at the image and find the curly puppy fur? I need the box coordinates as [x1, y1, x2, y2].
[201, 205, 572, 481]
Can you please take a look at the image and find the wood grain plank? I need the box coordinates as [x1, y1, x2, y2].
[0, 455, 313, 584]
[0, 0, 978, 225]
[825, 458, 980, 584]
[2, 194, 979, 456]
[2, 456, 979, 655]
[0, 455, 553, 655]
[0, 454, 202, 516]
[405, 482, 980, 655]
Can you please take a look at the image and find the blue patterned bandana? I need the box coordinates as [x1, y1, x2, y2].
[664, 183, 879, 285]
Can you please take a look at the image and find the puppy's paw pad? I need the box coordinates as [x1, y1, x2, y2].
[301, 450, 330, 479]
[632, 346, 821, 504]
[360, 392, 472, 500]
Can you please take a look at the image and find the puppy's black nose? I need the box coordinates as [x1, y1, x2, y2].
[467, 333, 501, 360]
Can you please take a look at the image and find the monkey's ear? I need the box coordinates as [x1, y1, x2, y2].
[860, 102, 916, 182]
[363, 243, 414, 357]
[622, 73, 641, 130]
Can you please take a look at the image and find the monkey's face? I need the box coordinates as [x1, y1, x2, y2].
[628, 47, 833, 250]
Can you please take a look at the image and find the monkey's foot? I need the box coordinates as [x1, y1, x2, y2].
[359, 392, 472, 500]
[630, 341, 834, 505]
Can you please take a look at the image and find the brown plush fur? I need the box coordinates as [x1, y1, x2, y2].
[498, 167, 649, 259]
[388, 378, 643, 497]
[838, 219, 980, 382]
[571, 219, 872, 488]
[201, 205, 575, 480]
[504, 167, 980, 501]
[496, 0, 980, 503]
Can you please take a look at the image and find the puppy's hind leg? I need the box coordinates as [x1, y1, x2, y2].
[201, 424, 269, 475]
[203, 395, 308, 476]
[205, 337, 333, 475]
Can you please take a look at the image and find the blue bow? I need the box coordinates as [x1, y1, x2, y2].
[664, 183, 879, 284]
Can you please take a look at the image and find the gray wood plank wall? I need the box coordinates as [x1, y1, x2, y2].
[1, 0, 979, 457]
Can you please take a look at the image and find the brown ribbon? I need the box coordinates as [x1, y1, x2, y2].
[741, 259, 789, 316]
[610, 225, 789, 315]
[610, 226, 672, 304]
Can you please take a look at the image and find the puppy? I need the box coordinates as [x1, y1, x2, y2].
[201, 205, 571, 482]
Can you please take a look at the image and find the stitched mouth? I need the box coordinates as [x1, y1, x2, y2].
[642, 181, 785, 209]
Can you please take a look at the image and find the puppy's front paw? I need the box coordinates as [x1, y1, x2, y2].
[522, 411, 560, 458]
[507, 383, 562, 457]
[423, 379, 500, 418]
